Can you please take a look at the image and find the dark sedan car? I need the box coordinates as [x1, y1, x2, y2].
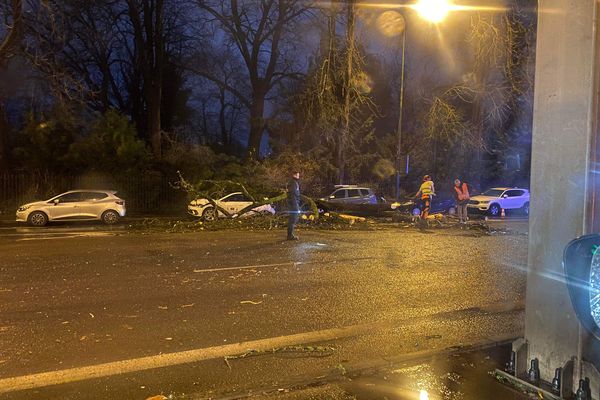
[392, 196, 456, 216]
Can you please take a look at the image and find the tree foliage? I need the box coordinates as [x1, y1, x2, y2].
[0, 0, 537, 196]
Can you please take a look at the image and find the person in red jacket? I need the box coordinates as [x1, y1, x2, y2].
[453, 179, 470, 224]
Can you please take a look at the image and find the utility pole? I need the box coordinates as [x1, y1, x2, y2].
[339, 0, 355, 185]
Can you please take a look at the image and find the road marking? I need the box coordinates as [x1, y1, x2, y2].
[193, 261, 311, 273]
[191, 257, 375, 273]
[0, 301, 523, 394]
[0, 320, 392, 393]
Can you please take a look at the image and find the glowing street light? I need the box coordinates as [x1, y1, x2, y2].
[412, 0, 453, 23]
[374, 1, 455, 200]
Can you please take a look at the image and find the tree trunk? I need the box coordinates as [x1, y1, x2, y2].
[219, 88, 229, 148]
[339, 0, 355, 184]
[127, 0, 164, 159]
[246, 87, 266, 160]
[471, 83, 485, 188]
[99, 57, 111, 111]
[147, 84, 162, 158]
[0, 99, 9, 173]
[0, 0, 23, 173]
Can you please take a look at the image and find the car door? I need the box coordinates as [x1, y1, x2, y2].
[48, 192, 81, 219]
[219, 193, 253, 215]
[503, 190, 525, 209]
[329, 189, 347, 203]
[78, 191, 109, 218]
[346, 189, 362, 204]
[360, 189, 376, 204]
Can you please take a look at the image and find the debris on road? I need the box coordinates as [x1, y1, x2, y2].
[145, 395, 169, 400]
[224, 345, 337, 370]
[427, 213, 444, 220]
[337, 214, 366, 225]
[240, 300, 263, 305]
[131, 212, 376, 233]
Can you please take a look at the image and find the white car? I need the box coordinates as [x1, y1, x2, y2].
[467, 187, 530, 216]
[16, 190, 126, 226]
[188, 192, 275, 221]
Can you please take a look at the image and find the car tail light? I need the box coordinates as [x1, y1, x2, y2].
[115, 200, 124, 205]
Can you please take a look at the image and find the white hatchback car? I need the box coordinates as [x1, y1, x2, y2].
[16, 190, 126, 226]
[467, 187, 530, 216]
[188, 192, 275, 221]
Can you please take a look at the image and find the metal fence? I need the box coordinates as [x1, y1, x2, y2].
[0, 172, 188, 216]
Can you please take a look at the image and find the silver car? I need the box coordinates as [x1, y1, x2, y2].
[16, 190, 126, 226]
[321, 186, 378, 205]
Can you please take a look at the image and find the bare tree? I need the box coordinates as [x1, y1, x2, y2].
[126, 0, 165, 158]
[0, 0, 22, 172]
[190, 0, 309, 160]
[0, 0, 21, 63]
[457, 7, 534, 183]
[21, 0, 191, 158]
[290, 1, 377, 184]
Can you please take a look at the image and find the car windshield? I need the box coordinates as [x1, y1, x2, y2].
[481, 189, 506, 197]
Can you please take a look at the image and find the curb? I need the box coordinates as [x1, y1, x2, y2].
[206, 335, 517, 400]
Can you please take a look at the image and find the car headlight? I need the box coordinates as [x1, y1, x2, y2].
[18, 205, 31, 212]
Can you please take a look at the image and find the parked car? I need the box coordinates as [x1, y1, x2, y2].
[188, 192, 275, 221]
[320, 185, 378, 205]
[467, 187, 530, 216]
[16, 190, 126, 226]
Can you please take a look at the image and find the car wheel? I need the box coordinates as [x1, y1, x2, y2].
[523, 202, 530, 216]
[489, 204, 501, 217]
[28, 211, 48, 227]
[202, 207, 216, 221]
[102, 210, 120, 225]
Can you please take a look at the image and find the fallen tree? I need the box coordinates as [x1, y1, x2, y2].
[172, 171, 319, 219]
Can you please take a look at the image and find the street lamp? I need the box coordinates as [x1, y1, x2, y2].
[386, 0, 451, 201]
[413, 0, 453, 24]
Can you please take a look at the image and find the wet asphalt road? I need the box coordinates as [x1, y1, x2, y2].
[0, 222, 528, 399]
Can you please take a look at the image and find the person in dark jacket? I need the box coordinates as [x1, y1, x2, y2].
[286, 171, 301, 240]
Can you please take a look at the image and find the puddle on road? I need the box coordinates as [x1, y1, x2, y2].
[336, 345, 529, 400]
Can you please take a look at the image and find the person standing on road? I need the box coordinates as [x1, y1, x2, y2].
[286, 171, 301, 240]
[416, 175, 435, 220]
[453, 178, 470, 224]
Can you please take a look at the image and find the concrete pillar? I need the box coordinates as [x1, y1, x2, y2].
[526, 0, 600, 388]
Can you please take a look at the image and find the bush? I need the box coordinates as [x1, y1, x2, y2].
[68, 110, 149, 173]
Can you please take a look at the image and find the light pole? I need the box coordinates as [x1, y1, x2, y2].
[391, 0, 452, 201]
[395, 16, 406, 201]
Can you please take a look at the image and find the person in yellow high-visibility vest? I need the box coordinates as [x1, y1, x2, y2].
[416, 175, 435, 220]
